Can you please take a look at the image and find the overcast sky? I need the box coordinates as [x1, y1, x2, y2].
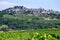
[0, 0, 60, 11]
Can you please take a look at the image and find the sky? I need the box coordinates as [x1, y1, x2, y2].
[0, 0, 60, 11]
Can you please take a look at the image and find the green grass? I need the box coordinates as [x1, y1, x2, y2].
[0, 28, 60, 40]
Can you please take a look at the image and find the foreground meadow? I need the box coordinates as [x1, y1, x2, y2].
[0, 28, 60, 40]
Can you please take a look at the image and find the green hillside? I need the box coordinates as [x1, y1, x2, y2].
[0, 11, 60, 31]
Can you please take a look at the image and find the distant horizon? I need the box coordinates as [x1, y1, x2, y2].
[0, 0, 60, 11]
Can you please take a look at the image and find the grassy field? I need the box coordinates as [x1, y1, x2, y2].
[0, 28, 60, 40]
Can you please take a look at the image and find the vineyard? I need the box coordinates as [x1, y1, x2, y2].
[0, 1, 60, 40]
[0, 28, 60, 40]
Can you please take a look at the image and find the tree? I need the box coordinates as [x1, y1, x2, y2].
[0, 25, 8, 31]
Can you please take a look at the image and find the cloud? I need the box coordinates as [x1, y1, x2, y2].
[0, 1, 19, 10]
[0, 1, 18, 6]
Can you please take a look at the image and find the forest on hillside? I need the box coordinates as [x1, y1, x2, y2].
[0, 11, 60, 31]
